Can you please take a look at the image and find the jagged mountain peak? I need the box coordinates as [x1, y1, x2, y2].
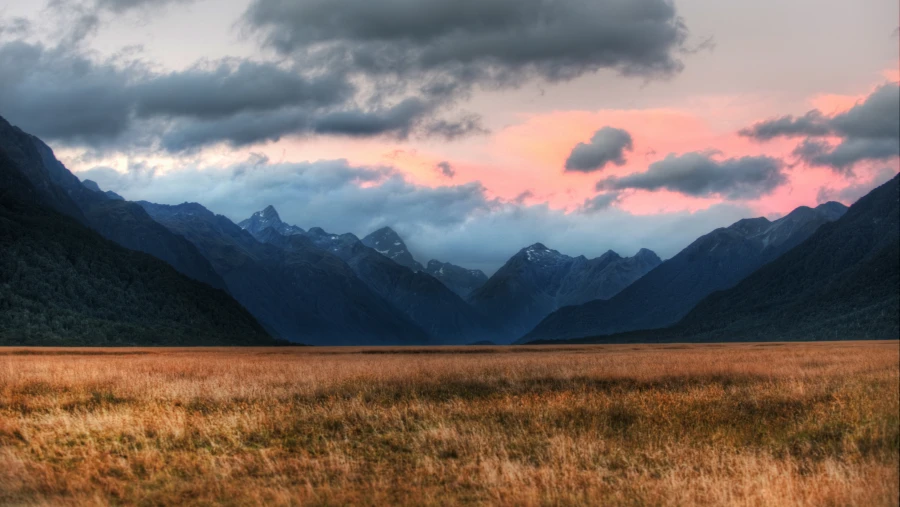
[634, 248, 661, 263]
[362, 226, 423, 271]
[260, 205, 280, 219]
[239, 205, 304, 238]
[370, 226, 399, 237]
[516, 243, 567, 263]
[81, 179, 102, 192]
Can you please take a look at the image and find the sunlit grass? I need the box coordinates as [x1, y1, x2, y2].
[0, 341, 897, 505]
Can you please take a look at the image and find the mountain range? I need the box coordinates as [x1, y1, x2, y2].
[245, 212, 498, 344]
[520, 201, 849, 343]
[1, 114, 895, 346]
[470, 244, 663, 340]
[139, 202, 429, 346]
[526, 174, 899, 344]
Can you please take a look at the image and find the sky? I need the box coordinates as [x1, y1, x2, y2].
[1, 0, 898, 273]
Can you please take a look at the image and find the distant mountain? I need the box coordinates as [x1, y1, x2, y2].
[0, 148, 275, 346]
[469, 244, 661, 341]
[361, 226, 490, 298]
[140, 202, 429, 346]
[0, 115, 228, 291]
[528, 174, 899, 344]
[520, 201, 848, 343]
[243, 210, 499, 344]
[362, 227, 424, 271]
[238, 205, 305, 237]
[424, 260, 488, 298]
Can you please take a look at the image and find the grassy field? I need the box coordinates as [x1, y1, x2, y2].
[0, 341, 897, 506]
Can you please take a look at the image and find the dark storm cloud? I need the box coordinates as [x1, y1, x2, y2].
[564, 127, 634, 172]
[738, 110, 830, 140]
[312, 98, 429, 137]
[0, 41, 137, 145]
[829, 83, 900, 140]
[244, 0, 691, 83]
[0, 38, 474, 151]
[423, 115, 487, 140]
[793, 138, 900, 173]
[436, 161, 456, 179]
[134, 61, 353, 120]
[596, 152, 786, 199]
[739, 83, 900, 172]
[0, 0, 698, 153]
[157, 97, 480, 152]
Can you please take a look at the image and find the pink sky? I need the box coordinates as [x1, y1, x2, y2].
[237, 76, 898, 221]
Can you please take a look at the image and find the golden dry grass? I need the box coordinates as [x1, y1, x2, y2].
[0, 341, 897, 506]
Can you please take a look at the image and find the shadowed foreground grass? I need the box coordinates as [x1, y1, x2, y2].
[0, 341, 897, 506]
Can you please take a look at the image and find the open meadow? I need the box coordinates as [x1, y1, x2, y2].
[0, 341, 897, 506]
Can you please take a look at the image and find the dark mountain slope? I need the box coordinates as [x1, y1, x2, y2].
[0, 116, 227, 290]
[528, 174, 899, 344]
[142, 202, 429, 346]
[423, 260, 488, 298]
[671, 174, 899, 342]
[0, 116, 86, 222]
[521, 202, 847, 343]
[470, 244, 661, 341]
[0, 151, 275, 346]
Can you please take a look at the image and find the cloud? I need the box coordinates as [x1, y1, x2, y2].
[564, 127, 634, 172]
[738, 110, 830, 140]
[46, 0, 197, 46]
[0, 17, 32, 40]
[580, 192, 621, 212]
[0, 41, 137, 146]
[244, 0, 692, 88]
[156, 96, 482, 151]
[793, 138, 900, 174]
[93, 0, 198, 13]
[436, 161, 455, 179]
[816, 167, 899, 205]
[0, 0, 697, 154]
[739, 82, 900, 172]
[0, 40, 479, 152]
[134, 61, 353, 120]
[81, 157, 493, 231]
[79, 155, 755, 273]
[597, 152, 787, 199]
[829, 83, 900, 140]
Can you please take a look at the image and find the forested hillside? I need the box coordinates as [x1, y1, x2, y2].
[0, 152, 276, 346]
